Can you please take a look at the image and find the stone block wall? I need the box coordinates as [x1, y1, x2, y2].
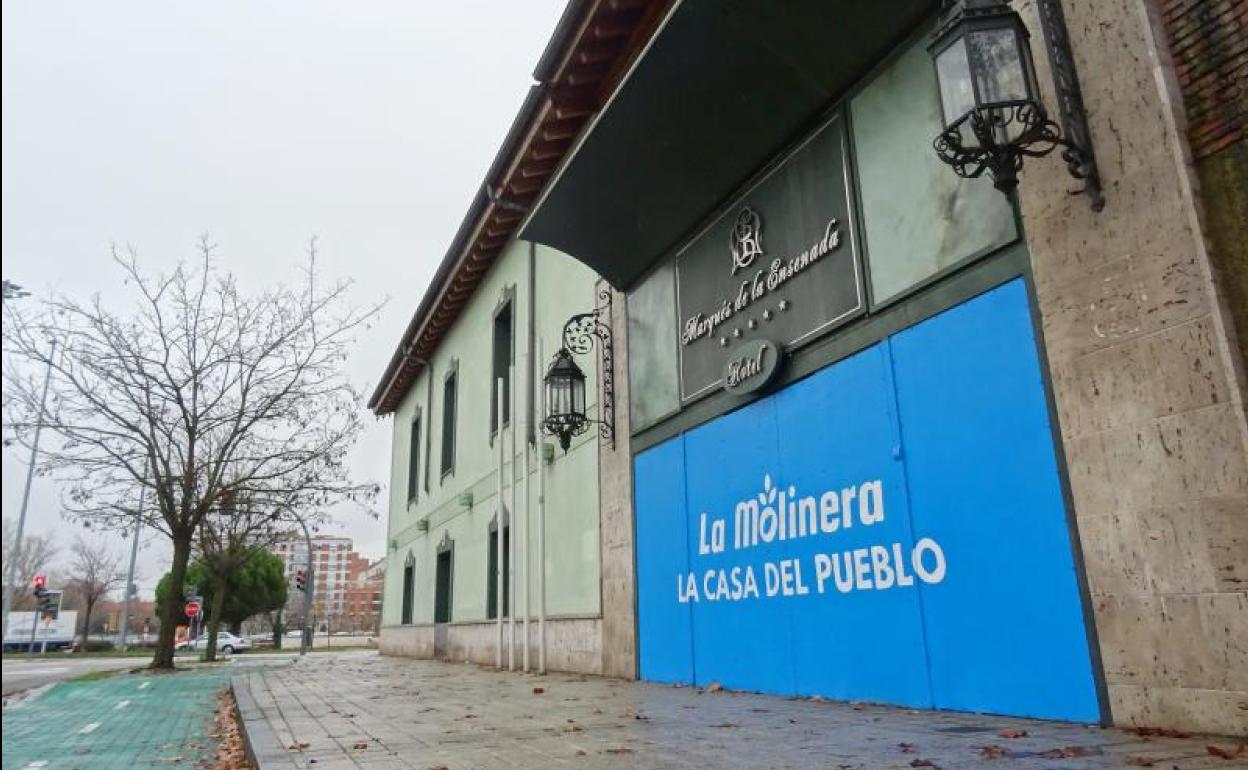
[1016, 0, 1248, 735]
[597, 283, 639, 679]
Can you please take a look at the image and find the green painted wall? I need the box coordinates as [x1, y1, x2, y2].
[381, 239, 603, 627]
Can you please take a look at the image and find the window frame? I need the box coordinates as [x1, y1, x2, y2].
[401, 552, 415, 625]
[406, 409, 422, 504]
[490, 288, 515, 437]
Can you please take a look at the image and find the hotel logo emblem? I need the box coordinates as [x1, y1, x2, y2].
[729, 206, 763, 275]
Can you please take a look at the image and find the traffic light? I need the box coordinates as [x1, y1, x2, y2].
[32, 574, 46, 594]
[294, 569, 306, 592]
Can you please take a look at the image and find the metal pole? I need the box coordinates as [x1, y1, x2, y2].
[27, 601, 40, 657]
[508, 362, 517, 671]
[298, 517, 314, 656]
[522, 354, 532, 673]
[119, 461, 149, 653]
[495, 378, 505, 669]
[4, 339, 56, 638]
[537, 338, 547, 675]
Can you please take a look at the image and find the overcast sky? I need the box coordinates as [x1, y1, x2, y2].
[2, 0, 565, 596]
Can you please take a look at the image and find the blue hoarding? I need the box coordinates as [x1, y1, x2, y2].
[634, 279, 1101, 722]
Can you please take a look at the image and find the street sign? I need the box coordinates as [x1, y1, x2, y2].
[184, 600, 201, 619]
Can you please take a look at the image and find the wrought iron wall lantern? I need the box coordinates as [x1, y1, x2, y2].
[542, 291, 615, 452]
[929, 0, 1104, 210]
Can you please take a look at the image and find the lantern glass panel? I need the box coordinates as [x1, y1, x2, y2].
[935, 38, 975, 128]
[967, 28, 1029, 105]
[571, 374, 585, 417]
[546, 377, 566, 420]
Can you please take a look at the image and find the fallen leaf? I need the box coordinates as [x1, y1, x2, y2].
[1207, 744, 1247, 760]
[705, 681, 723, 693]
[978, 745, 1007, 760]
[351, 741, 368, 750]
[1132, 726, 1190, 739]
[909, 760, 940, 769]
[1124, 757, 1155, 767]
[604, 747, 634, 754]
[898, 742, 916, 753]
[711, 722, 739, 729]
[1040, 746, 1091, 759]
[997, 729, 1028, 739]
[532, 687, 545, 694]
[562, 720, 583, 733]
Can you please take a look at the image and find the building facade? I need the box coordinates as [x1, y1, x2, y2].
[372, 0, 1245, 735]
[372, 236, 606, 671]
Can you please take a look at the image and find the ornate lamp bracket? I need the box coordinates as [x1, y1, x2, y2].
[557, 288, 616, 449]
[1036, 0, 1104, 210]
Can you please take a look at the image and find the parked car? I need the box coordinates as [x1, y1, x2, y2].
[175, 631, 251, 654]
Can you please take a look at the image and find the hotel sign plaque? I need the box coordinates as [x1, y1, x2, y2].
[675, 113, 863, 400]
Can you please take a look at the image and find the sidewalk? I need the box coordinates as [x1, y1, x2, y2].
[2, 666, 233, 770]
[233, 653, 1246, 770]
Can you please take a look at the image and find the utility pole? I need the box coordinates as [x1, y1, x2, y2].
[296, 516, 314, 656]
[118, 461, 149, 653]
[3, 337, 56, 638]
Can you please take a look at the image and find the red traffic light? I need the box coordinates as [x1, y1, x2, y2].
[32, 574, 46, 590]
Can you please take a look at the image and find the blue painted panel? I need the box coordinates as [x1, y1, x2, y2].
[635, 279, 1100, 722]
[634, 439, 694, 684]
[890, 278, 1100, 722]
[773, 344, 932, 707]
[681, 395, 795, 693]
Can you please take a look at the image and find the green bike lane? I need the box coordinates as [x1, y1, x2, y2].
[2, 667, 232, 770]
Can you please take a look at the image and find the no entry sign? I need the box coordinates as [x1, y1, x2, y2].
[184, 600, 201, 619]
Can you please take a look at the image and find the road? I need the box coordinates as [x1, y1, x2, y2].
[1, 655, 151, 696]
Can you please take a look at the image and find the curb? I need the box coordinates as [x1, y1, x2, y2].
[231, 674, 299, 770]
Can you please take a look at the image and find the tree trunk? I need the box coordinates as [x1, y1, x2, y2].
[272, 610, 283, 649]
[152, 534, 191, 669]
[80, 601, 93, 652]
[204, 572, 228, 662]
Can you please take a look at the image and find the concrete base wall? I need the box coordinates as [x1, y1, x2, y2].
[379, 616, 604, 675]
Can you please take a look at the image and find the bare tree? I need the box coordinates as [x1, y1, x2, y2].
[2, 517, 59, 610]
[195, 489, 320, 661]
[2, 237, 380, 668]
[64, 535, 124, 649]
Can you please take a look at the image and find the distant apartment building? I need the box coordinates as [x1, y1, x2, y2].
[271, 535, 354, 621]
[345, 555, 384, 633]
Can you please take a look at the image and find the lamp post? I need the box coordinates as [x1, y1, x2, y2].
[2, 337, 56, 638]
[929, 0, 1103, 209]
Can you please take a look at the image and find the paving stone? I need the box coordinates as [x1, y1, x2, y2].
[234, 652, 1246, 769]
